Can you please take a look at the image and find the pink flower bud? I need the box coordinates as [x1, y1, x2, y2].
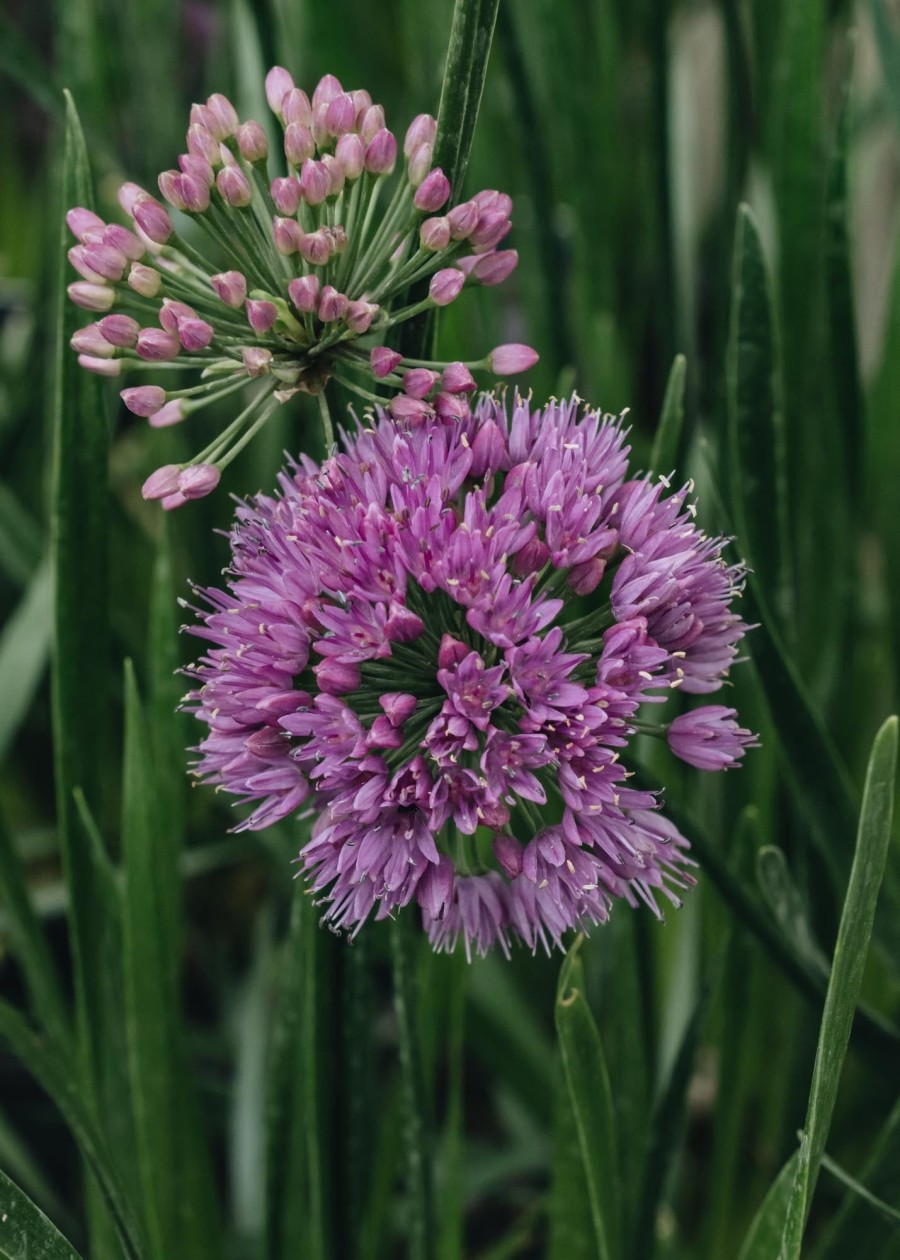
[568, 557, 607, 596]
[413, 168, 451, 212]
[360, 104, 383, 143]
[489, 343, 539, 375]
[190, 101, 215, 131]
[473, 189, 512, 216]
[158, 169, 186, 209]
[97, 314, 139, 347]
[370, 347, 402, 378]
[473, 249, 518, 285]
[438, 634, 468, 670]
[102, 224, 144, 260]
[71, 324, 116, 357]
[433, 391, 468, 419]
[312, 73, 343, 110]
[247, 299, 278, 334]
[404, 113, 437, 159]
[117, 182, 147, 215]
[205, 93, 239, 139]
[366, 715, 404, 750]
[160, 492, 188, 511]
[211, 270, 247, 307]
[67, 245, 109, 283]
[282, 86, 312, 128]
[380, 692, 418, 726]
[364, 129, 397, 175]
[419, 216, 451, 251]
[81, 243, 127, 282]
[148, 400, 186, 428]
[319, 154, 344, 196]
[447, 200, 479, 239]
[470, 419, 506, 478]
[242, 346, 273, 376]
[178, 463, 221, 499]
[315, 658, 360, 695]
[335, 132, 365, 180]
[265, 66, 295, 116]
[351, 88, 373, 118]
[77, 354, 121, 376]
[174, 173, 211, 213]
[345, 300, 377, 334]
[318, 285, 348, 322]
[327, 225, 347, 254]
[402, 368, 439, 399]
[385, 601, 425, 642]
[471, 211, 511, 251]
[179, 153, 215, 186]
[68, 282, 115, 312]
[299, 229, 332, 266]
[389, 394, 433, 422]
[122, 385, 167, 416]
[512, 536, 550, 577]
[288, 275, 321, 312]
[272, 216, 304, 255]
[136, 328, 181, 360]
[407, 142, 433, 187]
[133, 196, 173, 244]
[270, 176, 301, 214]
[416, 855, 454, 919]
[237, 120, 269, 162]
[142, 464, 182, 500]
[179, 318, 215, 351]
[440, 362, 477, 394]
[284, 123, 315, 166]
[299, 158, 330, 205]
[187, 124, 221, 165]
[429, 268, 465, 306]
[216, 165, 252, 207]
[159, 299, 196, 333]
[67, 207, 106, 241]
[325, 92, 356, 136]
[127, 263, 160, 297]
[493, 833, 523, 878]
[480, 799, 510, 830]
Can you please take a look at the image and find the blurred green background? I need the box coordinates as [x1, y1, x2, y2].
[1, 0, 899, 1257]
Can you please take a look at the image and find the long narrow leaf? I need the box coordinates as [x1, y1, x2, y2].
[0, 560, 52, 766]
[650, 354, 687, 476]
[814, 1094, 900, 1259]
[0, 1167, 81, 1260]
[737, 1152, 801, 1260]
[779, 715, 898, 1259]
[555, 935, 621, 1260]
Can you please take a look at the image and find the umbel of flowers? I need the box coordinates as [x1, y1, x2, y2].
[65, 68, 536, 509]
[184, 393, 756, 958]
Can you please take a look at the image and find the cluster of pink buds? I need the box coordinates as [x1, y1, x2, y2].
[65, 68, 537, 505]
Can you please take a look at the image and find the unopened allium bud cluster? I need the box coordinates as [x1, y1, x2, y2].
[185, 394, 757, 957]
[66, 68, 536, 508]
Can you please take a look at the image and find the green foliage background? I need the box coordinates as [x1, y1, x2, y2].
[0, 0, 899, 1257]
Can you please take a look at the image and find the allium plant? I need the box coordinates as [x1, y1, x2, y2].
[65, 69, 536, 509]
[184, 394, 756, 958]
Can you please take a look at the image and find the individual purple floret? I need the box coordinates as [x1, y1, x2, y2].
[183, 393, 755, 958]
[64, 69, 536, 503]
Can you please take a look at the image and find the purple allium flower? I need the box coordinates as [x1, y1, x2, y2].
[65, 68, 536, 503]
[184, 393, 755, 958]
[667, 706, 758, 770]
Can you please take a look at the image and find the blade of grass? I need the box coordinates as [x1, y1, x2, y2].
[649, 354, 687, 476]
[819, 1152, 900, 1227]
[0, 1108, 73, 1235]
[0, 559, 52, 766]
[756, 846, 829, 976]
[727, 204, 793, 627]
[555, 934, 622, 1260]
[0, 807, 69, 1045]
[0, 999, 148, 1260]
[547, 1069, 595, 1260]
[0, 1167, 81, 1260]
[392, 914, 435, 1260]
[779, 715, 898, 1259]
[397, 0, 499, 359]
[437, 951, 466, 1260]
[0, 484, 42, 589]
[814, 1095, 900, 1259]
[868, 0, 900, 135]
[737, 1152, 801, 1260]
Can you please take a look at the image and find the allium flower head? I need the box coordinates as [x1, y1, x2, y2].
[184, 394, 755, 957]
[66, 68, 535, 505]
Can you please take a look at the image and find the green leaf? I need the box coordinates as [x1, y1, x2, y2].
[0, 484, 43, 589]
[737, 1152, 800, 1260]
[649, 354, 687, 477]
[868, 0, 900, 135]
[554, 935, 621, 1260]
[0, 560, 52, 766]
[756, 846, 829, 977]
[437, 952, 466, 1260]
[548, 1069, 595, 1260]
[0, 1167, 81, 1260]
[819, 1152, 900, 1227]
[779, 715, 898, 1259]
[727, 204, 793, 626]
[0, 999, 148, 1260]
[815, 1094, 900, 1259]
[0, 1108, 73, 1234]
[0, 806, 69, 1045]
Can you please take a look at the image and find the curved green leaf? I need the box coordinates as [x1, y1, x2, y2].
[737, 1152, 800, 1260]
[650, 353, 687, 476]
[0, 1168, 81, 1260]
